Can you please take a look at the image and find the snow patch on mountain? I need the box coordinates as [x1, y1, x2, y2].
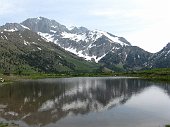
[96, 30, 128, 46]
[4, 28, 18, 32]
[61, 30, 119, 44]
[61, 32, 87, 42]
[64, 47, 105, 62]
[88, 30, 103, 41]
[37, 47, 42, 50]
[50, 30, 57, 33]
[4, 35, 8, 40]
[38, 32, 54, 42]
[20, 24, 30, 30]
[51, 26, 57, 29]
[24, 40, 30, 46]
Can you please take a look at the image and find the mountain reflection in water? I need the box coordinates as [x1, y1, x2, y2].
[0, 77, 170, 127]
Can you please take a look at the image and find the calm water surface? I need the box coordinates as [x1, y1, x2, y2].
[0, 77, 170, 127]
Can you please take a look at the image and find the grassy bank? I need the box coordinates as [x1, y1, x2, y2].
[0, 68, 170, 83]
[118, 68, 170, 82]
[0, 72, 115, 83]
[0, 123, 19, 127]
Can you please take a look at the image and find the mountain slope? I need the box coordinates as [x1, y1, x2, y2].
[147, 43, 170, 68]
[21, 17, 131, 62]
[99, 46, 152, 71]
[0, 27, 99, 74]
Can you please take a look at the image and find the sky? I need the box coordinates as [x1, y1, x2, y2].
[0, 0, 170, 53]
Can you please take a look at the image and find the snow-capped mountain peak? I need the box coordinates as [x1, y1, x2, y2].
[1, 17, 170, 70]
[19, 17, 132, 62]
[0, 17, 131, 63]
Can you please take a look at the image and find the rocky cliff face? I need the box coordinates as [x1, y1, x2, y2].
[21, 17, 68, 33]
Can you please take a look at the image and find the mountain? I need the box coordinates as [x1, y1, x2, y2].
[0, 17, 170, 73]
[20, 17, 155, 71]
[0, 25, 99, 74]
[147, 43, 170, 68]
[0, 23, 28, 32]
[99, 46, 152, 71]
[21, 17, 131, 62]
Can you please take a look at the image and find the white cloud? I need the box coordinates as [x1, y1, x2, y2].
[124, 0, 170, 52]
[0, 0, 24, 15]
[124, 19, 170, 53]
[91, 9, 123, 17]
[0, 1, 14, 15]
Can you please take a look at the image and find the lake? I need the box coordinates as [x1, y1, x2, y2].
[0, 77, 170, 127]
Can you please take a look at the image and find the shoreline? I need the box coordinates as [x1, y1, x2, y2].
[0, 72, 170, 84]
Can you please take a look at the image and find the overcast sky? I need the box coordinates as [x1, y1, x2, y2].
[0, 0, 170, 53]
